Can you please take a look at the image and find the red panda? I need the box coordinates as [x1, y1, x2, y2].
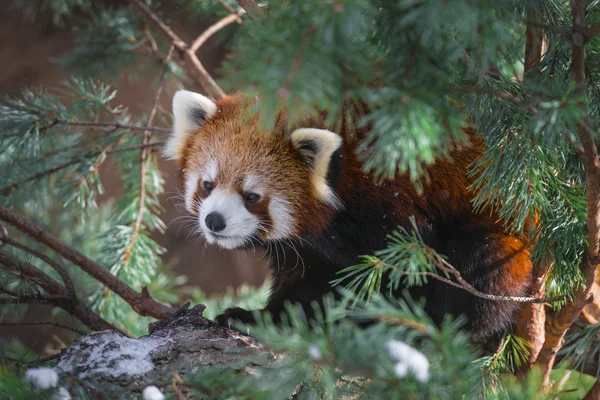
[164, 90, 533, 342]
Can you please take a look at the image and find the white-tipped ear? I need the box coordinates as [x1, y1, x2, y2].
[290, 128, 343, 209]
[163, 90, 217, 160]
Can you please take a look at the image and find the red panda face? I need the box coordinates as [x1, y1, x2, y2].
[163, 91, 343, 249]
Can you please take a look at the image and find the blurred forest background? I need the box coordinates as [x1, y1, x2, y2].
[0, 0, 268, 355]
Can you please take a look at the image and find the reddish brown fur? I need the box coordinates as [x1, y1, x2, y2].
[174, 95, 534, 342]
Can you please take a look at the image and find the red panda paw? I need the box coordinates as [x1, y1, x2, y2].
[214, 307, 256, 329]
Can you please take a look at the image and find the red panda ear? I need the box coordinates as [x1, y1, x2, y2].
[163, 90, 217, 161]
[290, 128, 343, 209]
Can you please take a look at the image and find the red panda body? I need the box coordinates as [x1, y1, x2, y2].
[164, 91, 533, 342]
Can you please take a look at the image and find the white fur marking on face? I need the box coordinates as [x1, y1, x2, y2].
[198, 188, 260, 249]
[164, 90, 217, 160]
[243, 174, 265, 196]
[184, 171, 200, 213]
[268, 196, 294, 239]
[203, 160, 218, 182]
[290, 128, 344, 209]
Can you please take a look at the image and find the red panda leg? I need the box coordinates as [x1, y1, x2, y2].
[215, 244, 338, 326]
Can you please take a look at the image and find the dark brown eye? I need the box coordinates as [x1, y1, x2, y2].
[203, 181, 213, 191]
[245, 193, 260, 204]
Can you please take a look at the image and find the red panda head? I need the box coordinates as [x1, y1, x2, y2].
[163, 90, 343, 249]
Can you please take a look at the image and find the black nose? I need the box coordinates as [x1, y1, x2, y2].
[205, 212, 226, 232]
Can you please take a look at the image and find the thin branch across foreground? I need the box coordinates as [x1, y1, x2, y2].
[375, 258, 566, 304]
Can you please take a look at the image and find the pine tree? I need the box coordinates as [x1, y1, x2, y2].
[2, 0, 600, 398]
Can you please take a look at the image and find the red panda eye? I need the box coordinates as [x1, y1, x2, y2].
[245, 193, 260, 204]
[203, 181, 213, 191]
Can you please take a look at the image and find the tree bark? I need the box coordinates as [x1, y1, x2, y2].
[54, 304, 267, 396]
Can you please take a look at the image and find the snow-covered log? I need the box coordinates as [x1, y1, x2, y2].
[53, 304, 267, 393]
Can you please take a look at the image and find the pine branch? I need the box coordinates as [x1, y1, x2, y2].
[449, 86, 538, 115]
[129, 0, 225, 98]
[122, 44, 174, 266]
[2, 134, 121, 195]
[0, 205, 176, 320]
[2, 236, 75, 296]
[536, 0, 600, 386]
[1, 159, 80, 195]
[0, 249, 117, 333]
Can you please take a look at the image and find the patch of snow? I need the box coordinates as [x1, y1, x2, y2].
[308, 345, 322, 361]
[56, 330, 171, 378]
[143, 386, 165, 400]
[385, 340, 430, 382]
[24, 367, 59, 389]
[54, 387, 71, 400]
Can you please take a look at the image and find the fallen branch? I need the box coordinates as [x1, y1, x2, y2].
[0, 205, 176, 320]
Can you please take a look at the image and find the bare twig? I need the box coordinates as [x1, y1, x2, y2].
[436, 258, 565, 304]
[377, 259, 566, 304]
[129, 0, 225, 99]
[449, 86, 538, 115]
[129, 0, 186, 47]
[235, 0, 264, 20]
[1, 159, 80, 195]
[0, 321, 85, 336]
[219, 0, 243, 22]
[190, 9, 246, 53]
[106, 140, 166, 155]
[50, 120, 170, 134]
[122, 44, 174, 266]
[535, 0, 600, 387]
[0, 205, 175, 319]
